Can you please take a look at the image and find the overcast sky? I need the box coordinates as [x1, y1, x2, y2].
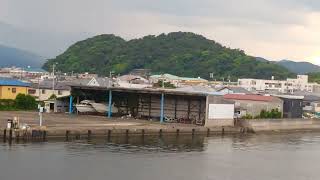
[0, 0, 319, 64]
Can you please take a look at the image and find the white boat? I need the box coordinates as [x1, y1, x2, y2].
[91, 102, 118, 114]
[75, 100, 97, 113]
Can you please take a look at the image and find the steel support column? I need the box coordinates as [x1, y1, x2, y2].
[108, 90, 112, 118]
[69, 96, 73, 114]
[160, 93, 165, 123]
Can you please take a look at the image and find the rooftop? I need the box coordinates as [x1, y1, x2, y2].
[224, 94, 278, 102]
[150, 74, 208, 82]
[217, 86, 252, 94]
[71, 85, 210, 97]
[0, 78, 30, 87]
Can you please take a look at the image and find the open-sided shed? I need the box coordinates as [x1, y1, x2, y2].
[69, 86, 235, 127]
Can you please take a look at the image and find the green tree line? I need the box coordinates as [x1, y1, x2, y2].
[43, 32, 295, 80]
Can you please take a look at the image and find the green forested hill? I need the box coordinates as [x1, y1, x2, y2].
[308, 72, 320, 84]
[43, 32, 294, 80]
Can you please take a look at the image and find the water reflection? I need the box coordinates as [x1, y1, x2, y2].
[65, 135, 207, 154]
[1, 133, 320, 180]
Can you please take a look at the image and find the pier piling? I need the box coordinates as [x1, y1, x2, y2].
[88, 130, 92, 139]
[66, 130, 70, 141]
[9, 129, 13, 141]
[3, 129, 6, 141]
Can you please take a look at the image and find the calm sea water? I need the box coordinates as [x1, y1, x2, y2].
[0, 133, 320, 180]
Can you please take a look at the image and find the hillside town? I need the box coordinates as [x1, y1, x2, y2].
[1, 66, 320, 128]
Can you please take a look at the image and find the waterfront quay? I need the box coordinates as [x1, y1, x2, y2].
[0, 111, 238, 140]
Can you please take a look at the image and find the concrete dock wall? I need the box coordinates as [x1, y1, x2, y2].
[0, 126, 242, 142]
[243, 118, 320, 132]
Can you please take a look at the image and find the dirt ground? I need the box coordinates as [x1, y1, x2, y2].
[0, 111, 199, 130]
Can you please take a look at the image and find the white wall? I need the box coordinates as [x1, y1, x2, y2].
[208, 104, 235, 119]
[29, 88, 70, 101]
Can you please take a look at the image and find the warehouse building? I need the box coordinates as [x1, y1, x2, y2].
[69, 86, 235, 127]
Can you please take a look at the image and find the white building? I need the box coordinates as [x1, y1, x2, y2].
[238, 75, 319, 93]
[149, 74, 208, 87]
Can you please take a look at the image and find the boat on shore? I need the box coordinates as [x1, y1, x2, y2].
[75, 100, 97, 113]
[76, 100, 118, 114]
[91, 102, 118, 114]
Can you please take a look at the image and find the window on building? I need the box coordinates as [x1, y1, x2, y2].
[28, 89, 36, 94]
[12, 88, 16, 93]
[42, 89, 46, 94]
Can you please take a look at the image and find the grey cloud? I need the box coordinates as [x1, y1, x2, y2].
[0, 0, 319, 62]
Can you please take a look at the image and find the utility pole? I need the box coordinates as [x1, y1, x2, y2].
[38, 76, 41, 101]
[52, 64, 56, 96]
[161, 74, 165, 89]
[109, 71, 114, 87]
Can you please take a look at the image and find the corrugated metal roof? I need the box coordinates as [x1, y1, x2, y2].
[217, 86, 252, 94]
[224, 94, 277, 102]
[0, 78, 30, 87]
[31, 80, 71, 90]
[150, 74, 208, 81]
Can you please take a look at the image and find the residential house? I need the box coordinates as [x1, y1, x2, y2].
[224, 94, 283, 118]
[28, 80, 71, 101]
[117, 75, 152, 89]
[174, 86, 216, 94]
[87, 77, 112, 87]
[291, 91, 320, 113]
[77, 72, 98, 79]
[150, 74, 208, 87]
[0, 78, 29, 99]
[217, 86, 252, 95]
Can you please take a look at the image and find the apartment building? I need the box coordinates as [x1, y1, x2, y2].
[238, 75, 319, 93]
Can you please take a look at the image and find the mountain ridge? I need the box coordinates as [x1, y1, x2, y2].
[0, 44, 45, 68]
[43, 32, 294, 80]
[255, 57, 320, 74]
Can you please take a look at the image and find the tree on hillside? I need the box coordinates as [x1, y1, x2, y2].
[43, 32, 295, 80]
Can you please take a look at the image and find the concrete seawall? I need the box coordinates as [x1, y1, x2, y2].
[242, 118, 320, 132]
[0, 126, 242, 141]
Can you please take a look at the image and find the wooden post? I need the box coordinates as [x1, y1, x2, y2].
[107, 129, 111, 139]
[16, 131, 20, 142]
[3, 129, 7, 141]
[9, 129, 12, 141]
[126, 129, 129, 137]
[66, 130, 70, 141]
[207, 128, 210, 137]
[176, 129, 180, 136]
[159, 129, 163, 137]
[141, 129, 145, 137]
[88, 130, 92, 139]
[43, 131, 47, 141]
[192, 129, 195, 136]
